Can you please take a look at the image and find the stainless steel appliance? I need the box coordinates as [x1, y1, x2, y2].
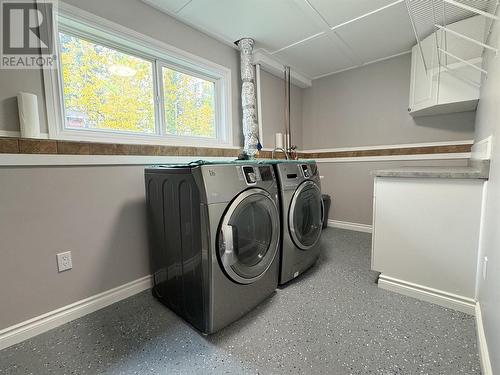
[145, 162, 281, 334]
[274, 161, 323, 285]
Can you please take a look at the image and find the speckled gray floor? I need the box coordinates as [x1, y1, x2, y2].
[0, 228, 480, 375]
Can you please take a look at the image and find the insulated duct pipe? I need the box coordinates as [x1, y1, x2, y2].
[237, 38, 259, 158]
[284, 66, 291, 153]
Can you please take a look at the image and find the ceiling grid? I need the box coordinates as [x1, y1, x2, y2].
[141, 0, 494, 81]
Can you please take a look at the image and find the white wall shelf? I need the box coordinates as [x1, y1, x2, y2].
[406, 0, 499, 116]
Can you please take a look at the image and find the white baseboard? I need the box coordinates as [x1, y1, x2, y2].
[327, 219, 373, 233]
[476, 303, 493, 375]
[377, 274, 476, 315]
[0, 275, 152, 351]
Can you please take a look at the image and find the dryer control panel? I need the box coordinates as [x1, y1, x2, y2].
[198, 163, 278, 204]
[239, 165, 275, 185]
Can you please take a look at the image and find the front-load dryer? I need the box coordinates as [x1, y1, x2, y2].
[274, 161, 323, 285]
[145, 162, 280, 334]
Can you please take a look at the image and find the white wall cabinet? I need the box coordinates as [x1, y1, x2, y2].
[409, 16, 486, 117]
[371, 176, 484, 314]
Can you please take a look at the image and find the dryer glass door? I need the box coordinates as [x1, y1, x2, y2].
[289, 181, 323, 250]
[218, 188, 280, 284]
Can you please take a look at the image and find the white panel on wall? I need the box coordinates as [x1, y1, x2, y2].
[274, 33, 354, 78]
[372, 177, 483, 299]
[142, 0, 192, 14]
[307, 0, 397, 28]
[177, 0, 322, 51]
[335, 1, 414, 63]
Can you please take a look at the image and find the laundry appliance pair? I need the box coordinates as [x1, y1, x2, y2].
[144, 160, 323, 334]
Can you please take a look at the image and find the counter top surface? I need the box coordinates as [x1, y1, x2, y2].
[373, 160, 490, 180]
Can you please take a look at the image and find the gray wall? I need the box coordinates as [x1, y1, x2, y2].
[260, 70, 303, 149]
[0, 166, 150, 329]
[319, 159, 468, 225]
[474, 7, 500, 373]
[302, 53, 476, 224]
[302, 54, 475, 149]
[0, 70, 48, 133]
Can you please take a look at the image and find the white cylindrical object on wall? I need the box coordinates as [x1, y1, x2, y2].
[275, 133, 284, 149]
[17, 92, 41, 138]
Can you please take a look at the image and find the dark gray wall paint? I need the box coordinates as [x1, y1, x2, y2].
[474, 6, 500, 373]
[302, 54, 475, 149]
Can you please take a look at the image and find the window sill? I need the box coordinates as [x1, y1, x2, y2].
[50, 128, 234, 149]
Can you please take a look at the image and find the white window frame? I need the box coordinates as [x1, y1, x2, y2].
[43, 3, 233, 147]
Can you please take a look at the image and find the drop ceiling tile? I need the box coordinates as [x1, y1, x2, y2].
[308, 0, 399, 28]
[142, 0, 192, 14]
[274, 33, 355, 78]
[177, 0, 323, 51]
[335, 1, 415, 63]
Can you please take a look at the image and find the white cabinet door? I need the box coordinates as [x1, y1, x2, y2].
[409, 35, 439, 112]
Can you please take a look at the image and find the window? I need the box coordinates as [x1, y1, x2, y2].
[161, 65, 216, 138]
[59, 33, 155, 134]
[45, 8, 231, 147]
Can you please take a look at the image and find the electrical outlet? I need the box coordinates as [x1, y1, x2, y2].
[56, 251, 72, 272]
[482, 257, 488, 281]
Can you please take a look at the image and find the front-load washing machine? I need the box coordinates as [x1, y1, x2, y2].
[274, 161, 323, 285]
[145, 162, 281, 334]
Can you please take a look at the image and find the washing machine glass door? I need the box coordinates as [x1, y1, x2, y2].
[218, 188, 280, 284]
[289, 181, 323, 250]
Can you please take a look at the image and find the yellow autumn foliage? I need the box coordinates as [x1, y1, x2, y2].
[59, 32, 215, 138]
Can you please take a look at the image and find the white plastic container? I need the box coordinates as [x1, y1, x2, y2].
[17, 92, 41, 138]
